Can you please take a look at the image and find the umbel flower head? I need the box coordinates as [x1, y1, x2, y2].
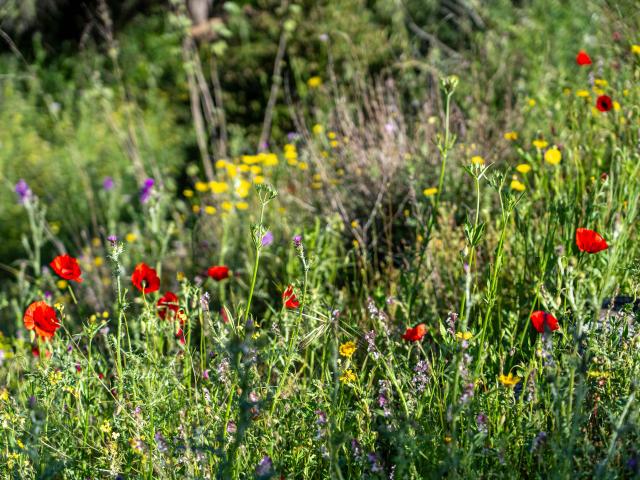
[23, 301, 60, 340]
[50, 254, 83, 283]
[131, 263, 160, 294]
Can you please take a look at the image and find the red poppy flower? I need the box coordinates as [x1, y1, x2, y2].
[576, 228, 608, 254]
[31, 345, 52, 358]
[282, 285, 300, 309]
[50, 254, 83, 283]
[530, 311, 559, 333]
[131, 262, 160, 294]
[402, 323, 427, 342]
[23, 301, 60, 340]
[596, 95, 613, 112]
[576, 50, 592, 66]
[207, 265, 230, 281]
[157, 291, 181, 321]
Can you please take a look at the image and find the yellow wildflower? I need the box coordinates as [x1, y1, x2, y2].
[504, 131, 518, 141]
[594, 79, 608, 87]
[455, 331, 473, 340]
[312, 124, 324, 135]
[544, 146, 562, 165]
[221, 201, 233, 212]
[215, 159, 228, 168]
[339, 341, 357, 358]
[307, 76, 322, 88]
[516, 164, 531, 174]
[423, 187, 438, 197]
[125, 233, 137, 243]
[527, 98, 536, 107]
[204, 205, 217, 215]
[195, 181, 208, 192]
[183, 189, 194, 198]
[511, 179, 526, 192]
[298, 162, 309, 170]
[632, 45, 640, 55]
[241, 155, 260, 165]
[471, 155, 485, 165]
[576, 89, 590, 98]
[339, 369, 357, 384]
[253, 176, 265, 184]
[236, 202, 249, 210]
[532, 139, 548, 150]
[192, 205, 201, 214]
[56, 280, 68, 290]
[328, 131, 337, 139]
[94, 257, 104, 267]
[209, 181, 229, 194]
[498, 372, 521, 387]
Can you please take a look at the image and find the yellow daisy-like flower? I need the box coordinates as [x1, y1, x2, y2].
[56, 280, 68, 290]
[327, 131, 337, 140]
[261, 153, 279, 166]
[339, 341, 357, 358]
[236, 201, 249, 210]
[307, 76, 322, 88]
[253, 175, 265, 184]
[632, 44, 640, 55]
[204, 205, 217, 215]
[593, 87, 605, 96]
[226, 164, 238, 178]
[532, 139, 548, 150]
[215, 159, 228, 168]
[527, 98, 536, 107]
[195, 181, 209, 192]
[613, 101, 621, 111]
[311, 182, 323, 189]
[241, 155, 260, 165]
[576, 89, 590, 98]
[125, 232, 137, 243]
[183, 189, 194, 198]
[312, 124, 324, 135]
[498, 372, 521, 387]
[250, 165, 262, 175]
[238, 164, 250, 173]
[504, 131, 518, 141]
[516, 164, 531, 174]
[423, 187, 438, 197]
[221, 201, 233, 212]
[236, 180, 251, 198]
[510, 179, 526, 192]
[209, 181, 229, 194]
[455, 331, 473, 340]
[176, 271, 185, 282]
[298, 162, 309, 170]
[192, 205, 201, 214]
[339, 369, 357, 384]
[544, 146, 562, 165]
[94, 257, 104, 267]
[594, 79, 608, 88]
[471, 155, 485, 165]
[330, 140, 339, 148]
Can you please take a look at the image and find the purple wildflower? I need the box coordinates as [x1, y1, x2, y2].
[261, 231, 274, 247]
[107, 235, 118, 245]
[368, 452, 383, 473]
[15, 179, 32, 204]
[293, 234, 302, 247]
[226, 421, 237, 434]
[154, 431, 169, 453]
[139, 178, 155, 204]
[256, 456, 273, 478]
[102, 176, 114, 191]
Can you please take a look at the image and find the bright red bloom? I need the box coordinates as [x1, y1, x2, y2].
[530, 311, 559, 333]
[402, 323, 427, 342]
[596, 95, 613, 112]
[131, 262, 160, 294]
[576, 228, 608, 253]
[282, 285, 300, 309]
[157, 291, 181, 321]
[576, 50, 592, 66]
[50, 254, 83, 283]
[23, 301, 60, 340]
[207, 265, 230, 281]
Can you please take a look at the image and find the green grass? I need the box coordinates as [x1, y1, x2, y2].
[1, 0, 640, 478]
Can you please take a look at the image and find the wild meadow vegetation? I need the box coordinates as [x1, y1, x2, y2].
[1, 0, 639, 478]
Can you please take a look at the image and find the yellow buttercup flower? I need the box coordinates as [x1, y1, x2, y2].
[339, 369, 357, 384]
[504, 131, 518, 141]
[215, 159, 228, 168]
[312, 124, 324, 135]
[221, 201, 233, 212]
[209, 181, 229, 194]
[195, 181, 209, 192]
[471, 155, 485, 165]
[250, 165, 262, 174]
[261, 153, 279, 166]
[236, 201, 249, 210]
[544, 146, 562, 165]
[307, 76, 322, 88]
[613, 101, 621, 111]
[241, 155, 260, 165]
[236, 180, 251, 198]
[238, 164, 250, 173]
[532, 139, 548, 150]
[455, 331, 473, 340]
[327, 131, 337, 139]
[56, 280, 68, 290]
[516, 164, 531, 174]
[253, 175, 265, 184]
[339, 341, 357, 358]
[498, 372, 521, 387]
[632, 45, 640, 55]
[125, 233, 137, 243]
[511, 179, 526, 192]
[204, 205, 217, 215]
[576, 89, 590, 98]
[423, 187, 438, 197]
